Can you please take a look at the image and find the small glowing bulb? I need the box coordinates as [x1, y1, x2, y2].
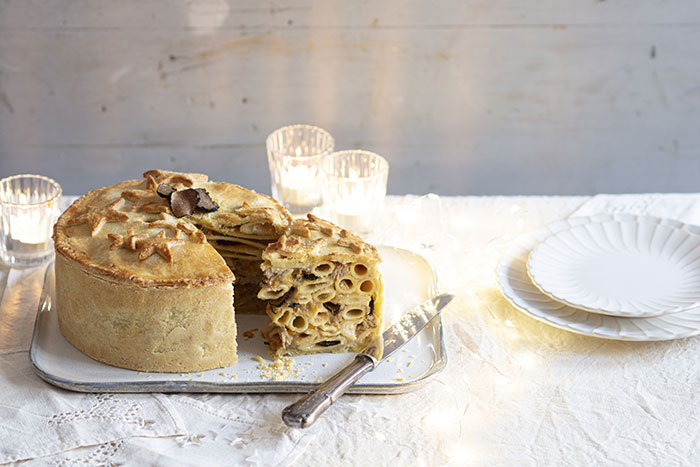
[424, 410, 456, 432]
[447, 443, 477, 463]
[516, 352, 536, 368]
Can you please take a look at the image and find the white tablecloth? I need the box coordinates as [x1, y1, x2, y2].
[3, 193, 700, 466]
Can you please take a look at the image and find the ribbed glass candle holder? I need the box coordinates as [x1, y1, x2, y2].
[320, 150, 389, 234]
[0, 174, 62, 266]
[266, 124, 335, 215]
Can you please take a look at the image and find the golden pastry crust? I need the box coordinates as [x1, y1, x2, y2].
[262, 214, 380, 267]
[55, 253, 237, 373]
[189, 183, 291, 239]
[54, 178, 234, 287]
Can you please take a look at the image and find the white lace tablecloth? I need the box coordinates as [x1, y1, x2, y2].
[3, 193, 700, 466]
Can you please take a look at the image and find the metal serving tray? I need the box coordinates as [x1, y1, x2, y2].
[30, 246, 446, 394]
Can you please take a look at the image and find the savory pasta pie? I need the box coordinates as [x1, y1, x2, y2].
[259, 215, 384, 357]
[54, 169, 383, 372]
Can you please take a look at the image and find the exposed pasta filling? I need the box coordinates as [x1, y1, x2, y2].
[258, 215, 383, 356]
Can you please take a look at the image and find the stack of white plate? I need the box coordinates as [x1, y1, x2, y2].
[496, 213, 700, 341]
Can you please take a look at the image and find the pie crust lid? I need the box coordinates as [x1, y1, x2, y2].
[263, 214, 381, 266]
[53, 170, 291, 287]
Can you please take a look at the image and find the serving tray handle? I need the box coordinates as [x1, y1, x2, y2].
[282, 353, 376, 428]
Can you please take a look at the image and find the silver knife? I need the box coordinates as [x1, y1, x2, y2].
[281, 292, 455, 428]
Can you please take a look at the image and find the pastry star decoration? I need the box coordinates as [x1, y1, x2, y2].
[147, 219, 207, 244]
[136, 231, 185, 262]
[108, 229, 185, 263]
[67, 198, 130, 236]
[107, 227, 148, 250]
[121, 189, 168, 214]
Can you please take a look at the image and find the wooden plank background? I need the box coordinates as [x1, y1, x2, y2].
[1, 0, 699, 195]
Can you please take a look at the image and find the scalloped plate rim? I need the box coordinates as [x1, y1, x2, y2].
[495, 214, 700, 342]
[526, 214, 700, 318]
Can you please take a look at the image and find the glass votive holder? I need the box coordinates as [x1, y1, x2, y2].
[320, 150, 389, 235]
[0, 174, 62, 267]
[266, 124, 335, 215]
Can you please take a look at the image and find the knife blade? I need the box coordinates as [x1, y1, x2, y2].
[281, 292, 455, 429]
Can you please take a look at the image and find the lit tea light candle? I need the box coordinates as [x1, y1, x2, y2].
[334, 198, 371, 233]
[10, 210, 48, 244]
[320, 150, 389, 235]
[266, 125, 335, 215]
[0, 174, 62, 266]
[279, 165, 322, 208]
[7, 192, 50, 244]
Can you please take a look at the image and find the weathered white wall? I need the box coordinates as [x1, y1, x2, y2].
[1, 1, 699, 195]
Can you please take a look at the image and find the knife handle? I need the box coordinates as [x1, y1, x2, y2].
[282, 353, 376, 429]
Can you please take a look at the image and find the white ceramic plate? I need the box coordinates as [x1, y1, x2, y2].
[30, 246, 446, 394]
[496, 215, 700, 341]
[527, 214, 700, 318]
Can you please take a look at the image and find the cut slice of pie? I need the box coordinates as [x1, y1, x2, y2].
[259, 214, 384, 357]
